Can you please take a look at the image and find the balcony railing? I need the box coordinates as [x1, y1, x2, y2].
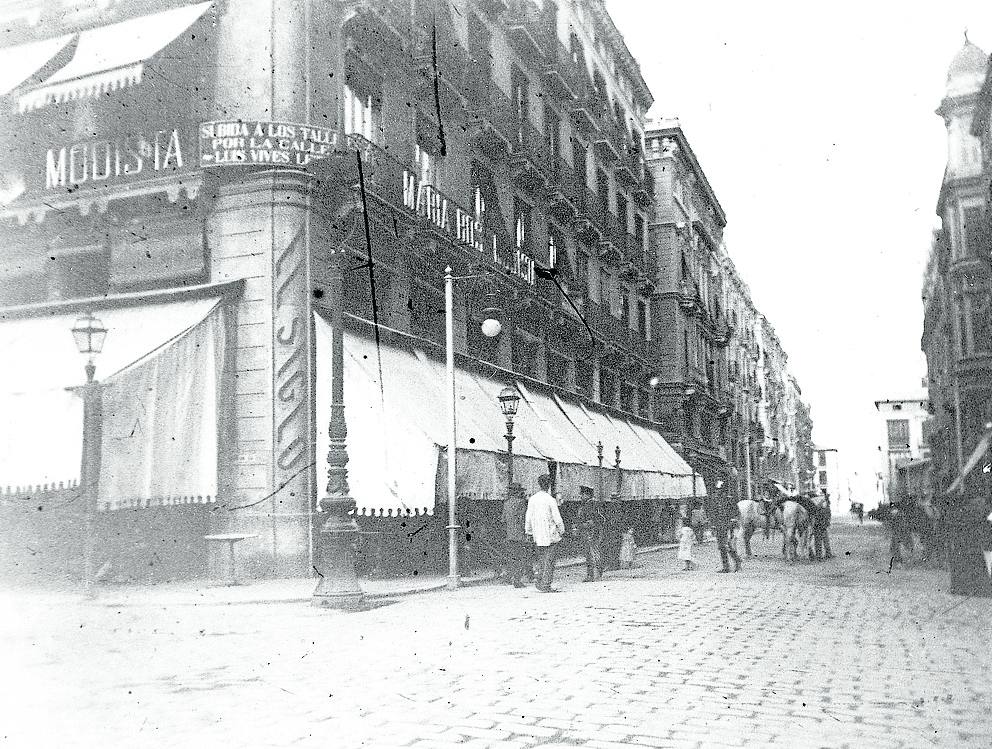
[633, 169, 654, 207]
[510, 116, 550, 186]
[465, 73, 516, 152]
[347, 133, 410, 210]
[503, 0, 549, 61]
[544, 39, 585, 101]
[592, 106, 626, 163]
[599, 211, 624, 264]
[341, 0, 411, 44]
[575, 183, 605, 239]
[547, 155, 578, 212]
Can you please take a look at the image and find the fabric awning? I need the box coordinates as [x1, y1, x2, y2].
[0, 34, 73, 97]
[315, 316, 702, 513]
[0, 296, 225, 500]
[948, 429, 992, 494]
[18, 1, 212, 111]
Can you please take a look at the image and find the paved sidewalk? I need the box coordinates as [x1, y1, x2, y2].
[3, 520, 989, 749]
[33, 540, 685, 607]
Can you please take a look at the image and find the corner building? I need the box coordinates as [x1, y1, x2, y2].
[0, 0, 704, 581]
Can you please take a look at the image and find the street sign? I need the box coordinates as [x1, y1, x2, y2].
[199, 120, 338, 168]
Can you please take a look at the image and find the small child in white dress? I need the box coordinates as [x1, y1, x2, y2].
[678, 517, 695, 571]
[619, 527, 637, 568]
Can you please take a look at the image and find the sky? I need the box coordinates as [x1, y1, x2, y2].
[606, 0, 991, 502]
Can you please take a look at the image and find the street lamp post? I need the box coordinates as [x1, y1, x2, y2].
[313, 244, 364, 609]
[499, 386, 521, 491]
[444, 266, 502, 591]
[70, 311, 107, 599]
[596, 440, 605, 503]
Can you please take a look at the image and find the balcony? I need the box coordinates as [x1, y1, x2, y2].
[592, 107, 626, 163]
[544, 39, 585, 102]
[464, 73, 516, 155]
[340, 0, 411, 46]
[547, 156, 578, 217]
[587, 301, 631, 349]
[347, 133, 410, 212]
[677, 279, 702, 314]
[598, 211, 625, 266]
[574, 183, 604, 241]
[616, 150, 642, 188]
[633, 169, 654, 208]
[510, 116, 550, 190]
[503, 0, 549, 62]
[569, 85, 599, 134]
[412, 28, 469, 105]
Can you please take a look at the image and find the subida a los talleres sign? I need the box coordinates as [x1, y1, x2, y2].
[199, 121, 338, 167]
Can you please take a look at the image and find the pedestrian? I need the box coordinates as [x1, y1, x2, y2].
[576, 487, 605, 582]
[711, 483, 741, 573]
[678, 517, 695, 571]
[525, 474, 565, 592]
[690, 501, 708, 544]
[502, 483, 529, 588]
[619, 526, 637, 569]
[812, 491, 833, 560]
[981, 505, 992, 582]
[888, 501, 914, 564]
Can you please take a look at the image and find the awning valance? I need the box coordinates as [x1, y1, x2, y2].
[0, 34, 73, 97]
[0, 296, 223, 498]
[315, 316, 703, 515]
[18, 1, 212, 112]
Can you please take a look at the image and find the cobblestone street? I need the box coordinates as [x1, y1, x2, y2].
[3, 518, 990, 749]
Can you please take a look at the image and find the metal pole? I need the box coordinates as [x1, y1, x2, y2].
[312, 240, 364, 608]
[445, 267, 460, 590]
[597, 440, 604, 502]
[82, 362, 101, 599]
[505, 420, 515, 488]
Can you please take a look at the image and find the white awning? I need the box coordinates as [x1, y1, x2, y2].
[18, 1, 211, 111]
[0, 296, 222, 495]
[0, 34, 73, 97]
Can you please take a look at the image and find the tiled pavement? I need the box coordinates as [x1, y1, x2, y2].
[2, 519, 990, 748]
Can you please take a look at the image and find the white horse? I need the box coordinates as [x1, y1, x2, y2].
[737, 499, 783, 556]
[781, 499, 813, 562]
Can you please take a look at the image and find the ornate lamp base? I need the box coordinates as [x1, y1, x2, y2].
[312, 496, 364, 609]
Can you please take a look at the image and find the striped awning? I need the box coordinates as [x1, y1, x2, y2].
[18, 1, 211, 111]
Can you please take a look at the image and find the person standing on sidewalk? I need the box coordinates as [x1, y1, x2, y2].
[812, 490, 834, 560]
[711, 481, 742, 573]
[576, 486, 605, 582]
[525, 474, 565, 592]
[678, 517, 696, 571]
[502, 483, 530, 588]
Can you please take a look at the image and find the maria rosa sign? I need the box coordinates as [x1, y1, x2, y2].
[199, 121, 338, 167]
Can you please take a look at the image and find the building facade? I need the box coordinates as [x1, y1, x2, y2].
[813, 447, 846, 513]
[922, 37, 992, 506]
[875, 396, 931, 505]
[0, 0, 717, 581]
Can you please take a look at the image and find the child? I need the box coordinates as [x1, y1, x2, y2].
[619, 527, 637, 569]
[678, 517, 695, 571]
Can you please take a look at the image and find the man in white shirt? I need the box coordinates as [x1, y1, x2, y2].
[525, 474, 565, 592]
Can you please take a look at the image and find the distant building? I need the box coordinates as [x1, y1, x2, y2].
[813, 447, 845, 512]
[875, 396, 931, 505]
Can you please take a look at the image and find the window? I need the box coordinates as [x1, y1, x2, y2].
[818, 451, 826, 467]
[512, 331, 539, 378]
[514, 198, 531, 251]
[545, 106, 561, 160]
[818, 471, 828, 486]
[576, 250, 589, 291]
[963, 207, 985, 258]
[616, 193, 628, 231]
[887, 419, 910, 449]
[683, 330, 690, 373]
[619, 286, 630, 326]
[512, 66, 529, 132]
[599, 367, 616, 405]
[637, 299, 648, 337]
[343, 84, 378, 140]
[599, 267, 612, 308]
[597, 169, 609, 212]
[634, 214, 645, 256]
[414, 143, 438, 187]
[573, 140, 588, 185]
[576, 359, 593, 398]
[547, 350, 570, 389]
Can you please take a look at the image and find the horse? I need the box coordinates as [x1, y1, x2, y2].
[780, 499, 813, 562]
[737, 499, 782, 556]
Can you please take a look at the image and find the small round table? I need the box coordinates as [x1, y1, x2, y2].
[203, 533, 257, 586]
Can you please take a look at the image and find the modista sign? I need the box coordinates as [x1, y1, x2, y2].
[199, 121, 338, 167]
